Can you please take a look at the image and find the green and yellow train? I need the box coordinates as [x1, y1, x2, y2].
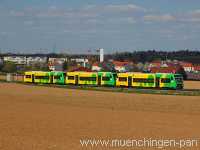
[24, 71, 184, 89]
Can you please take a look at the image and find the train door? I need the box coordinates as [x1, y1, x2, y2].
[50, 75, 53, 84]
[75, 75, 79, 85]
[128, 76, 132, 87]
[98, 75, 101, 86]
[156, 77, 160, 88]
[32, 74, 35, 83]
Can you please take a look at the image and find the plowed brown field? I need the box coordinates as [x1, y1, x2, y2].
[0, 83, 200, 150]
[184, 81, 200, 89]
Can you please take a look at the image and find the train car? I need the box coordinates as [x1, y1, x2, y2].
[34, 71, 53, 84]
[65, 72, 80, 85]
[156, 73, 183, 89]
[116, 72, 183, 89]
[66, 72, 117, 86]
[66, 72, 98, 86]
[52, 71, 66, 84]
[116, 72, 156, 88]
[132, 73, 156, 88]
[116, 73, 134, 87]
[97, 72, 117, 86]
[24, 71, 35, 83]
[78, 72, 98, 85]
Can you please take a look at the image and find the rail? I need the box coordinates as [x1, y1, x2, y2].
[0, 73, 200, 96]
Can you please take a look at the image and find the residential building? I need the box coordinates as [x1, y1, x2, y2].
[194, 65, 200, 72]
[3, 56, 47, 65]
[26, 57, 47, 65]
[179, 62, 194, 72]
[112, 61, 132, 72]
[48, 58, 67, 71]
[3, 56, 26, 65]
[92, 62, 102, 71]
[148, 60, 162, 68]
[70, 66, 92, 72]
[70, 58, 88, 67]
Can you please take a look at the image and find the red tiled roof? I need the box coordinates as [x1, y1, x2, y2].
[194, 65, 200, 71]
[112, 61, 130, 67]
[70, 67, 92, 72]
[179, 62, 193, 67]
[150, 66, 182, 74]
[92, 62, 99, 67]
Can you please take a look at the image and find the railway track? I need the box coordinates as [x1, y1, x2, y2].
[25, 83, 200, 96]
[1, 79, 200, 96]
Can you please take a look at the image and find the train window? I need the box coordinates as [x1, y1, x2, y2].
[54, 76, 61, 79]
[146, 79, 154, 83]
[161, 78, 171, 83]
[35, 76, 39, 79]
[68, 76, 75, 80]
[133, 78, 154, 83]
[25, 75, 31, 78]
[102, 76, 111, 81]
[79, 77, 97, 81]
[35, 76, 49, 80]
[118, 77, 127, 82]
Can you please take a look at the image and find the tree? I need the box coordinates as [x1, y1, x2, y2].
[2, 61, 17, 73]
[66, 60, 78, 71]
[0, 60, 3, 71]
[100, 62, 116, 72]
[31, 63, 49, 71]
[62, 61, 68, 71]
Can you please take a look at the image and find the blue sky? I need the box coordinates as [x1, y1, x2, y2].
[0, 0, 200, 53]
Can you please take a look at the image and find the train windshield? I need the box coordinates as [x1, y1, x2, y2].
[174, 74, 183, 83]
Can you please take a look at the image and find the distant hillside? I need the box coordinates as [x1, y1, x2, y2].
[1, 50, 200, 64]
[107, 50, 200, 64]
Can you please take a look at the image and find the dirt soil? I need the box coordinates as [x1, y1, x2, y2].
[0, 83, 200, 150]
[184, 81, 200, 89]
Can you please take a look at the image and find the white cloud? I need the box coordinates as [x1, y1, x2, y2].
[104, 4, 146, 12]
[144, 14, 176, 22]
[107, 17, 136, 24]
[0, 32, 8, 36]
[10, 10, 25, 17]
[127, 17, 137, 24]
[24, 20, 34, 25]
[81, 4, 147, 16]
[190, 9, 200, 16]
[7, 3, 146, 21]
[179, 9, 200, 22]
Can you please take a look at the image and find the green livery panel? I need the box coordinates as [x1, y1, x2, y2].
[52, 71, 66, 84]
[98, 72, 116, 86]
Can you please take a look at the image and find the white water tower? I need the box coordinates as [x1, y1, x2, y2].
[99, 48, 104, 62]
